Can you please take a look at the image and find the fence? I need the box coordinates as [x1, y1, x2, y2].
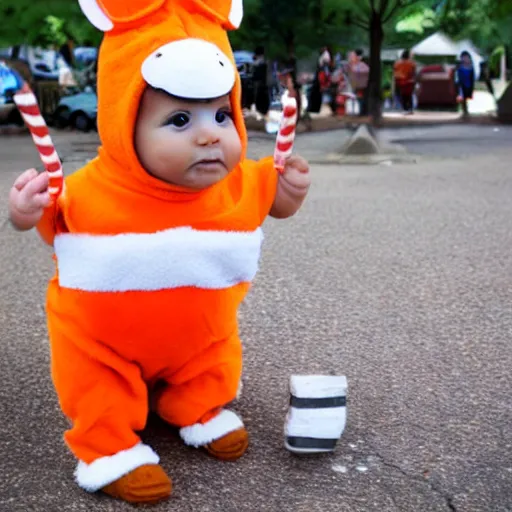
[33, 81, 62, 120]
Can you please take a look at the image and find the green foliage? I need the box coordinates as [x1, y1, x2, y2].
[395, 9, 437, 35]
[0, 0, 101, 47]
[229, 0, 363, 59]
[489, 45, 506, 75]
[438, 0, 512, 52]
[38, 15, 67, 47]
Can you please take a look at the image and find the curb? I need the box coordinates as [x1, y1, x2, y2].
[308, 153, 422, 166]
[244, 113, 502, 134]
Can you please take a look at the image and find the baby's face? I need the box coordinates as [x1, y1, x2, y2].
[134, 87, 242, 190]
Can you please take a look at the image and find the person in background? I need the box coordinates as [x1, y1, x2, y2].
[307, 48, 327, 114]
[284, 51, 302, 117]
[59, 33, 76, 69]
[393, 49, 417, 114]
[347, 49, 369, 116]
[318, 46, 337, 114]
[479, 61, 495, 99]
[252, 46, 270, 116]
[331, 57, 351, 116]
[278, 67, 302, 121]
[456, 51, 475, 118]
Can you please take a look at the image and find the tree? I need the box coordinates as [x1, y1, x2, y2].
[343, 0, 440, 123]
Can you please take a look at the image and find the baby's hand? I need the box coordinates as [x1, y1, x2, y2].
[270, 155, 311, 219]
[9, 169, 51, 231]
[279, 155, 311, 196]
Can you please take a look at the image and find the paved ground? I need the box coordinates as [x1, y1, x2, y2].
[0, 126, 511, 511]
[249, 124, 512, 161]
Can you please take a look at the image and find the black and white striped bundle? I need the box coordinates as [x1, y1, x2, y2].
[284, 375, 348, 454]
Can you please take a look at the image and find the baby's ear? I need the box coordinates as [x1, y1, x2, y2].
[192, 0, 243, 29]
[77, 0, 165, 31]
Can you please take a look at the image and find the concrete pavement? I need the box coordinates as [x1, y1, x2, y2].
[0, 128, 511, 511]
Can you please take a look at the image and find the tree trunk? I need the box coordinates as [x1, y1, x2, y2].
[367, 12, 384, 125]
[284, 30, 295, 62]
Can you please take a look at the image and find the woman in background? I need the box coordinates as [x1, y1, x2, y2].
[307, 46, 334, 115]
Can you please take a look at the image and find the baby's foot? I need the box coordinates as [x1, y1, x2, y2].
[101, 464, 171, 504]
[204, 426, 249, 460]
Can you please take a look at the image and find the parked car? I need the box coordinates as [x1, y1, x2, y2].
[0, 61, 24, 125]
[53, 87, 97, 131]
[74, 47, 98, 68]
[0, 45, 65, 81]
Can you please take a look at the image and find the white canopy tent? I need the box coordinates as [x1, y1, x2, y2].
[412, 32, 457, 57]
[412, 32, 484, 78]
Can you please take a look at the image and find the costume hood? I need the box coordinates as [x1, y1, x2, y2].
[78, 0, 246, 189]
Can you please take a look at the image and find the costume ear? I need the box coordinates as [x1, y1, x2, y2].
[78, 0, 113, 31]
[227, 0, 243, 29]
[78, 0, 165, 31]
[190, 0, 243, 29]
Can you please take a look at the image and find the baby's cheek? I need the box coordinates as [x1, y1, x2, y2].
[226, 131, 242, 169]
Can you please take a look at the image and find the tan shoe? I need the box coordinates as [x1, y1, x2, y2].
[101, 464, 172, 504]
[205, 427, 249, 461]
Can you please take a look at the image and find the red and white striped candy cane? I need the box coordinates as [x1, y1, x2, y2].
[274, 96, 298, 174]
[13, 83, 64, 200]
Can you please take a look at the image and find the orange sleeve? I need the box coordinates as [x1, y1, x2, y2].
[243, 156, 278, 224]
[36, 203, 58, 246]
[36, 198, 67, 246]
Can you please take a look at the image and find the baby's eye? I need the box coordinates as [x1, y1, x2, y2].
[215, 109, 233, 125]
[165, 112, 190, 128]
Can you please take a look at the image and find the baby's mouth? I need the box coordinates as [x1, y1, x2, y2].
[192, 158, 226, 172]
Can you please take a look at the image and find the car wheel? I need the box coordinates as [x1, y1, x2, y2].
[73, 111, 91, 132]
[53, 107, 71, 129]
[7, 108, 24, 127]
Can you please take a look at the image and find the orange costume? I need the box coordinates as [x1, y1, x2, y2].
[36, 0, 278, 492]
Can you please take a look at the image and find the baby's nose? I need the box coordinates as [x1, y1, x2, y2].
[195, 121, 221, 146]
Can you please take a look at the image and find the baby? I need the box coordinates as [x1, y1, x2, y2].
[8, 0, 310, 506]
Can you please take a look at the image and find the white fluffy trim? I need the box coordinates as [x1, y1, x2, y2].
[180, 410, 244, 448]
[54, 226, 263, 292]
[75, 443, 159, 492]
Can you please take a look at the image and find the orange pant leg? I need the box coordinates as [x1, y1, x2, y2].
[153, 331, 242, 428]
[47, 303, 157, 491]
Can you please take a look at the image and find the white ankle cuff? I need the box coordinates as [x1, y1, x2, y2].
[180, 410, 244, 448]
[75, 443, 159, 492]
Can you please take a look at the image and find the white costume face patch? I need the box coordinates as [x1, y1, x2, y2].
[141, 39, 235, 99]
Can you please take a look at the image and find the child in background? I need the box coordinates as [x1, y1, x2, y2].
[456, 51, 475, 117]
